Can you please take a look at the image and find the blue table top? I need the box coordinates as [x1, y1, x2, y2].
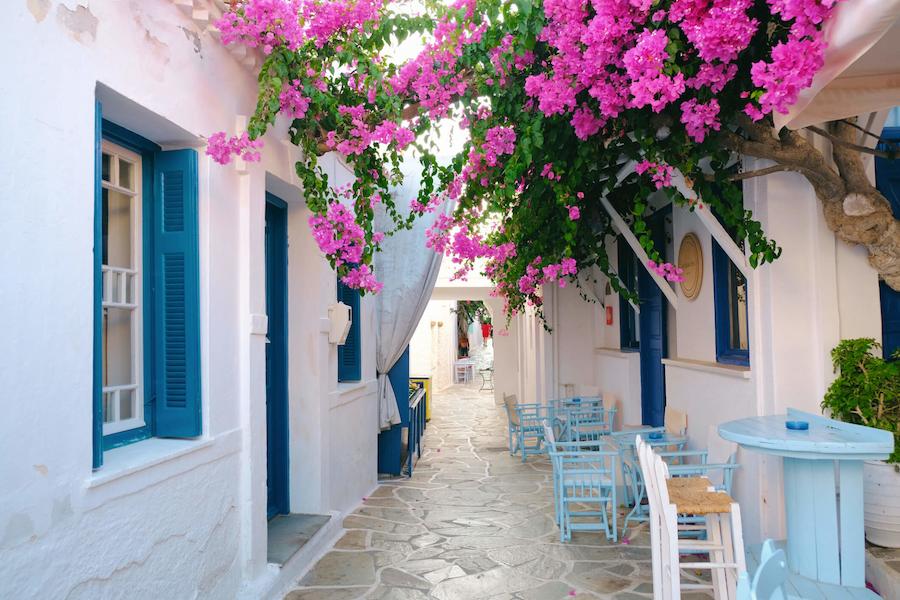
[718, 409, 893, 460]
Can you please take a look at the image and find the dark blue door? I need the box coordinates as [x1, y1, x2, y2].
[265, 194, 290, 519]
[638, 208, 670, 426]
[876, 127, 900, 360]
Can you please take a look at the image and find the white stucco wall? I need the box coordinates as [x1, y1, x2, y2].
[409, 299, 457, 390]
[0, 2, 377, 597]
[554, 284, 600, 397]
[485, 297, 520, 405]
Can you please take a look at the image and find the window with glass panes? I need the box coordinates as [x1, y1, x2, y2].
[712, 230, 750, 365]
[617, 237, 640, 351]
[100, 141, 145, 435]
[93, 107, 202, 469]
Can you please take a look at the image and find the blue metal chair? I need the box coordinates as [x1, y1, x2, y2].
[737, 540, 787, 600]
[549, 445, 619, 542]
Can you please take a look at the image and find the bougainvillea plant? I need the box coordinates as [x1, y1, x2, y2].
[208, 0, 900, 322]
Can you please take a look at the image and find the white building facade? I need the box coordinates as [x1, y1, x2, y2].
[0, 2, 379, 598]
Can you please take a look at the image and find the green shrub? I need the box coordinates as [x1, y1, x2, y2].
[822, 339, 900, 463]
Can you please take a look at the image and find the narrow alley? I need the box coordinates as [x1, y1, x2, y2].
[283, 385, 666, 600]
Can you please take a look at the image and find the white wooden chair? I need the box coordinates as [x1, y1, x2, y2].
[638, 436, 746, 600]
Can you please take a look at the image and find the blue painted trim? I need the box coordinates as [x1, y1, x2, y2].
[337, 280, 362, 382]
[638, 207, 670, 427]
[93, 102, 104, 469]
[266, 191, 288, 209]
[876, 127, 900, 360]
[101, 119, 162, 154]
[378, 347, 409, 475]
[712, 239, 751, 366]
[617, 236, 640, 351]
[265, 193, 290, 518]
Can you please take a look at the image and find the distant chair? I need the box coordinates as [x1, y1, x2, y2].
[503, 394, 520, 455]
[737, 540, 788, 600]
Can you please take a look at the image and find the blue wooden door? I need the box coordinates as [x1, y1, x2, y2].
[638, 208, 670, 426]
[876, 128, 900, 360]
[265, 194, 290, 519]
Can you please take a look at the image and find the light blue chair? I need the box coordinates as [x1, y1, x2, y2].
[543, 423, 602, 529]
[569, 407, 616, 443]
[515, 403, 553, 462]
[611, 428, 690, 536]
[549, 445, 618, 542]
[659, 426, 740, 494]
[737, 539, 788, 600]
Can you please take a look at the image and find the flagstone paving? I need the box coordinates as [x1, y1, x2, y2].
[284, 384, 712, 600]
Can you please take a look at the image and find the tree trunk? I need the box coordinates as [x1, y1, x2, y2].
[724, 118, 900, 291]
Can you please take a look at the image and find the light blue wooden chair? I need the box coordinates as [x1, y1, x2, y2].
[660, 426, 740, 494]
[659, 426, 741, 538]
[549, 446, 618, 542]
[737, 539, 788, 600]
[544, 423, 604, 529]
[552, 396, 616, 442]
[612, 427, 690, 536]
[516, 403, 553, 462]
[502, 395, 544, 456]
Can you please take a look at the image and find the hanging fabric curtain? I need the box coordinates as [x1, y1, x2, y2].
[373, 166, 451, 431]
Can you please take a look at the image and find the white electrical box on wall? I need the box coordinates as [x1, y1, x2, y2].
[328, 301, 352, 345]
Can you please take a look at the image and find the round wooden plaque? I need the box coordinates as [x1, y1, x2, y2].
[678, 233, 703, 301]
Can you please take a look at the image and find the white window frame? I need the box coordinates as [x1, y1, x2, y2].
[100, 141, 145, 436]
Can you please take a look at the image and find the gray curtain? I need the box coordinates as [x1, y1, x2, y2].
[373, 169, 451, 431]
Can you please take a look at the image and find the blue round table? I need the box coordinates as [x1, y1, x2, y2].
[719, 408, 892, 595]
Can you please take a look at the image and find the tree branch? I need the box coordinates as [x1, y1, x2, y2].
[806, 125, 896, 159]
[838, 118, 887, 142]
[729, 165, 796, 181]
[720, 130, 844, 198]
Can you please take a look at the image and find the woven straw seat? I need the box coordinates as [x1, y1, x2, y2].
[669, 487, 736, 515]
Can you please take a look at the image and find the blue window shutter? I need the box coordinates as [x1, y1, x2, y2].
[152, 149, 201, 437]
[617, 237, 639, 351]
[92, 101, 104, 468]
[712, 239, 750, 366]
[337, 280, 362, 382]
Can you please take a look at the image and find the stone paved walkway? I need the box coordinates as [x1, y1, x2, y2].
[284, 384, 696, 600]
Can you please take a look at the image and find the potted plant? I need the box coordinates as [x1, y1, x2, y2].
[822, 338, 900, 547]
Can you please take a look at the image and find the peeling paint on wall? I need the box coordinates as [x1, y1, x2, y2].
[26, 0, 51, 22]
[56, 4, 97, 43]
[181, 26, 202, 55]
